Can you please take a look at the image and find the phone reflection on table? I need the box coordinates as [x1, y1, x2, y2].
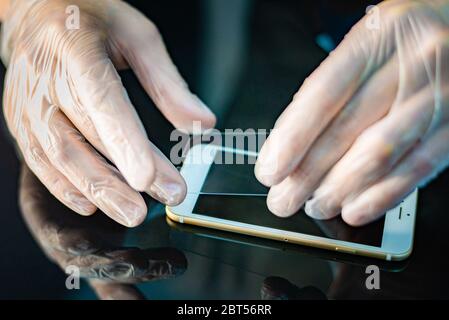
[167, 216, 409, 299]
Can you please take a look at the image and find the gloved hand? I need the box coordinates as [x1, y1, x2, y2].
[1, 0, 216, 226]
[256, 0, 449, 226]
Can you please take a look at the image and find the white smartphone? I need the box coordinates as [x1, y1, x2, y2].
[167, 144, 417, 261]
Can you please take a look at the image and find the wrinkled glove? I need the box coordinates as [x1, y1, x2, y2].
[1, 0, 215, 226]
[256, 0, 449, 226]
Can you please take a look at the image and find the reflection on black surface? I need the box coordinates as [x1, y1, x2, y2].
[19, 165, 186, 300]
[167, 216, 408, 272]
[194, 194, 384, 247]
[261, 276, 326, 300]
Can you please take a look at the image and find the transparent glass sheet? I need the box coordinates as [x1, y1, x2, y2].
[187, 148, 269, 196]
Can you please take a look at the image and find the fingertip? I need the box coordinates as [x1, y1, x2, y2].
[342, 199, 383, 227]
[191, 95, 217, 129]
[148, 178, 187, 206]
[268, 206, 296, 218]
[254, 162, 282, 187]
[342, 211, 373, 227]
[165, 180, 187, 206]
[60, 188, 97, 216]
[101, 190, 148, 228]
[266, 199, 288, 217]
[175, 117, 216, 135]
[255, 143, 287, 187]
[124, 204, 148, 228]
[304, 200, 320, 219]
[254, 172, 274, 187]
[160, 94, 217, 133]
[174, 111, 217, 134]
[124, 159, 156, 193]
[304, 198, 336, 220]
[203, 112, 217, 130]
[75, 204, 98, 217]
[266, 189, 296, 218]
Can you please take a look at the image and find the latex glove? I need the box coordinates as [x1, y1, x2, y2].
[1, 0, 216, 226]
[256, 0, 449, 226]
[19, 164, 187, 299]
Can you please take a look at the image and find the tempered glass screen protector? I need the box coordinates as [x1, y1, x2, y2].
[199, 151, 268, 195]
[194, 150, 385, 247]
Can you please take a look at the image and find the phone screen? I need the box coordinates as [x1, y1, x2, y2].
[193, 151, 385, 247]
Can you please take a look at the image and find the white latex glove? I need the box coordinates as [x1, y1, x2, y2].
[256, 0, 449, 226]
[1, 0, 216, 226]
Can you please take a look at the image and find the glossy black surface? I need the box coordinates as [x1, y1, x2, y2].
[1, 0, 449, 299]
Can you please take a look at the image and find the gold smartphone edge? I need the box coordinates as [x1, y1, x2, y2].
[166, 207, 412, 261]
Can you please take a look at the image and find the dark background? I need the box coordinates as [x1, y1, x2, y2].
[1, 0, 449, 299]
